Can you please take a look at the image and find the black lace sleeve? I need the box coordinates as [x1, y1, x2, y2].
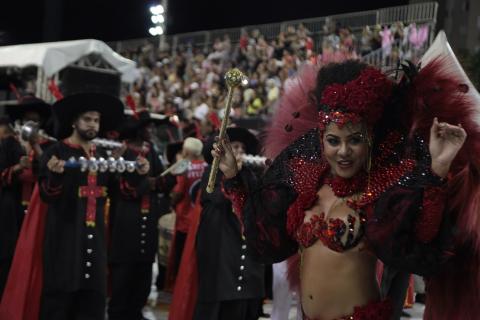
[223, 129, 325, 264]
[367, 165, 453, 277]
[224, 167, 298, 264]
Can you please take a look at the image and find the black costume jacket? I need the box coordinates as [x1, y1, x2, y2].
[0, 136, 27, 263]
[109, 142, 165, 264]
[38, 141, 148, 295]
[196, 166, 265, 303]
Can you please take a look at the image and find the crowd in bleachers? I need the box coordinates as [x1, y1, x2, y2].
[118, 20, 431, 138]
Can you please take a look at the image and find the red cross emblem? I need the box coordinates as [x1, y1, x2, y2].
[79, 173, 107, 227]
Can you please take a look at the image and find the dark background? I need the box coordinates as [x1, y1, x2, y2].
[0, 0, 408, 45]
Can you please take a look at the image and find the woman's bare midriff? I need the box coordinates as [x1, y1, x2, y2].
[300, 186, 380, 319]
[300, 240, 379, 319]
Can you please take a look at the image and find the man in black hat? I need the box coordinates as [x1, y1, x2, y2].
[34, 92, 150, 320]
[108, 110, 166, 320]
[5, 93, 54, 157]
[193, 127, 265, 320]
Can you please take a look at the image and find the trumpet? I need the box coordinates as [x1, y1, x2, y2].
[18, 121, 123, 149]
[64, 156, 140, 173]
[17, 121, 56, 142]
[160, 159, 190, 176]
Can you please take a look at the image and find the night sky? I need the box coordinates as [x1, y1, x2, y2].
[0, 0, 408, 45]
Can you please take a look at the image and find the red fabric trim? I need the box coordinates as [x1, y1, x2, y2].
[303, 299, 392, 320]
[168, 195, 202, 320]
[119, 179, 137, 198]
[47, 79, 64, 100]
[140, 195, 150, 213]
[62, 140, 95, 157]
[415, 185, 446, 243]
[221, 178, 247, 235]
[62, 139, 83, 150]
[41, 180, 62, 196]
[125, 141, 150, 157]
[1, 166, 15, 186]
[0, 185, 48, 320]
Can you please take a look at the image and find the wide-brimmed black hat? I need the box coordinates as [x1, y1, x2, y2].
[203, 127, 260, 164]
[165, 141, 183, 164]
[120, 110, 167, 140]
[5, 94, 51, 123]
[52, 92, 124, 140]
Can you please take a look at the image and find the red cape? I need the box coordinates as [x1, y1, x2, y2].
[168, 196, 202, 320]
[0, 185, 48, 320]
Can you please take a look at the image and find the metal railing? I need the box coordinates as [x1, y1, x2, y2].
[110, 2, 438, 53]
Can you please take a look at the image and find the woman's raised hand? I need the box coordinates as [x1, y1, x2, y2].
[429, 117, 467, 178]
[211, 137, 239, 179]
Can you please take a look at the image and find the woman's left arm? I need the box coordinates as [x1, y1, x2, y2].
[415, 118, 467, 242]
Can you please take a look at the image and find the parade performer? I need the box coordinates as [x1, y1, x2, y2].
[108, 110, 165, 320]
[0, 94, 52, 300]
[212, 32, 480, 320]
[169, 137, 207, 277]
[169, 127, 266, 320]
[0, 92, 150, 320]
[194, 127, 265, 320]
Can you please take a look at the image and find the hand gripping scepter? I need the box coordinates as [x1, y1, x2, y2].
[206, 68, 247, 193]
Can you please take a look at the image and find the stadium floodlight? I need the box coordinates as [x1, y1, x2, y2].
[149, 26, 164, 36]
[151, 14, 165, 24]
[148, 2, 166, 48]
[150, 5, 164, 15]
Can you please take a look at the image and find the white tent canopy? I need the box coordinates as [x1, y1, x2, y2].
[0, 39, 139, 83]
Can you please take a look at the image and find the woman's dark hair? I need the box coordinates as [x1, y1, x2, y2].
[312, 60, 368, 107]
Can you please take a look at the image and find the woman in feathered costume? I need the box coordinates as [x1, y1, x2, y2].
[211, 31, 480, 320]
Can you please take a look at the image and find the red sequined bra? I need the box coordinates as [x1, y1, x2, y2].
[295, 210, 366, 252]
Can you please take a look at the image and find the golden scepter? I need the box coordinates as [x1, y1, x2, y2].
[206, 68, 247, 193]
